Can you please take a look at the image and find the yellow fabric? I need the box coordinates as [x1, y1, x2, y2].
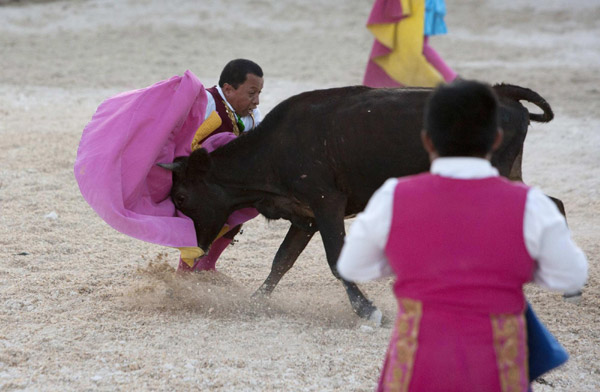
[215, 225, 230, 240]
[400, 0, 412, 15]
[178, 246, 205, 267]
[191, 110, 223, 151]
[176, 226, 230, 267]
[367, 0, 443, 87]
[369, 23, 397, 49]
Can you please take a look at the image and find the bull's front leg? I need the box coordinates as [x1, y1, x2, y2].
[311, 194, 382, 325]
[254, 224, 316, 297]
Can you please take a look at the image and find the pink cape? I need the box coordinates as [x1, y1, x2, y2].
[366, 0, 404, 25]
[74, 70, 206, 248]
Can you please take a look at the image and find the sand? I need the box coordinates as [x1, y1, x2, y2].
[0, 0, 598, 390]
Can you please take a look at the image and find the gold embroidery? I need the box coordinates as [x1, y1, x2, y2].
[223, 101, 240, 136]
[386, 298, 422, 392]
[249, 111, 255, 130]
[397, 319, 409, 335]
[491, 313, 528, 392]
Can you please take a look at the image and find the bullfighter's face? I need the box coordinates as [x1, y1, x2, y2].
[223, 73, 263, 117]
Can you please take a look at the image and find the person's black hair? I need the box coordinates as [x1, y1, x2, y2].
[218, 59, 263, 89]
[423, 80, 499, 157]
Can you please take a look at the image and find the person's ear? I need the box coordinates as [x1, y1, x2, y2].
[421, 130, 435, 154]
[421, 130, 439, 162]
[222, 83, 235, 98]
[492, 128, 504, 152]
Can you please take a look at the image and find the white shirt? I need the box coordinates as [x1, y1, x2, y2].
[337, 157, 588, 294]
[204, 86, 262, 130]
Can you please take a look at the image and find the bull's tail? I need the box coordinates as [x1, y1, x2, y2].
[493, 83, 554, 123]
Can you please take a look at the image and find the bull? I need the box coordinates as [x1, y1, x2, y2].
[159, 84, 555, 322]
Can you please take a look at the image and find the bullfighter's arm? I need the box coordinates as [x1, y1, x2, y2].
[337, 179, 396, 282]
[524, 187, 589, 293]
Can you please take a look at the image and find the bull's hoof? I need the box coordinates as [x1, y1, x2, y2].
[563, 291, 582, 304]
[353, 299, 382, 326]
[368, 308, 383, 327]
[251, 287, 271, 299]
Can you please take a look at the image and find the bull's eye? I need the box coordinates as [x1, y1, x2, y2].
[174, 193, 186, 209]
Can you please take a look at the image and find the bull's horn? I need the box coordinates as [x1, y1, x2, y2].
[156, 162, 181, 171]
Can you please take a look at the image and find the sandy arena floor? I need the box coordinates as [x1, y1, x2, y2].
[0, 0, 599, 390]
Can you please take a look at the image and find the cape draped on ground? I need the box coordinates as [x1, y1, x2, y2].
[74, 70, 206, 249]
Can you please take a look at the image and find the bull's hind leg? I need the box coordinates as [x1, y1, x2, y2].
[254, 224, 316, 297]
[311, 194, 382, 324]
[549, 196, 566, 218]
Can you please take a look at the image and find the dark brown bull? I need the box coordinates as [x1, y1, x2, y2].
[159, 84, 555, 322]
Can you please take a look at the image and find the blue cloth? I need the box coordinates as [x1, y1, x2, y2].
[526, 302, 569, 380]
[424, 0, 448, 36]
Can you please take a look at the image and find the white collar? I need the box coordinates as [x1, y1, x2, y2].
[430, 157, 499, 179]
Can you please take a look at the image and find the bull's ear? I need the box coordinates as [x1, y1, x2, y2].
[188, 148, 212, 176]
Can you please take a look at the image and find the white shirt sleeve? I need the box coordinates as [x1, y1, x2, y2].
[524, 187, 588, 292]
[204, 90, 216, 120]
[337, 178, 397, 282]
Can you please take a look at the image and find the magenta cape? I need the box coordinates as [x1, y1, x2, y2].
[74, 70, 206, 248]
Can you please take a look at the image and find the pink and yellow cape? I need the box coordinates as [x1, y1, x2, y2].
[364, 0, 445, 87]
[74, 70, 253, 262]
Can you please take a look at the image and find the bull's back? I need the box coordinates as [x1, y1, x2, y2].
[268, 87, 432, 213]
[272, 86, 531, 212]
[337, 89, 432, 212]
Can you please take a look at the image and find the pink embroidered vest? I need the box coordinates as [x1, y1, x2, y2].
[385, 173, 534, 314]
[379, 173, 535, 391]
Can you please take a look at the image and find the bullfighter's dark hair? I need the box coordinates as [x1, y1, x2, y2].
[424, 80, 499, 157]
[218, 59, 263, 89]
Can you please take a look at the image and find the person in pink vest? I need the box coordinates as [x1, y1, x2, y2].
[337, 80, 588, 391]
[178, 59, 264, 273]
